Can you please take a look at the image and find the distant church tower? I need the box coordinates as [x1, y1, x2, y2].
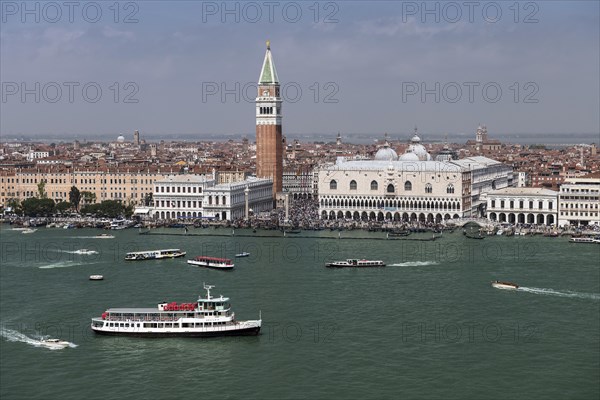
[256, 40, 283, 197]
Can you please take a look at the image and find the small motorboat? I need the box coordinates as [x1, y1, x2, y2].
[94, 234, 114, 239]
[235, 252, 251, 258]
[22, 228, 37, 234]
[74, 249, 97, 255]
[89, 275, 104, 281]
[40, 338, 71, 349]
[491, 280, 519, 290]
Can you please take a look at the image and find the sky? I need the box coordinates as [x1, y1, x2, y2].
[1, 0, 599, 140]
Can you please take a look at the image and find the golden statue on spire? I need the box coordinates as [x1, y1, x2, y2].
[266, 40, 270, 49]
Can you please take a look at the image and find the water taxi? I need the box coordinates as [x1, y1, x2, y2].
[325, 259, 386, 268]
[491, 280, 519, 290]
[40, 338, 71, 349]
[91, 284, 261, 337]
[125, 249, 186, 261]
[89, 275, 104, 281]
[187, 256, 234, 269]
[235, 252, 251, 258]
[569, 236, 600, 244]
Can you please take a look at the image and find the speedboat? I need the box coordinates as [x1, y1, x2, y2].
[326, 259, 386, 268]
[235, 252, 251, 258]
[89, 275, 104, 281]
[40, 338, 71, 349]
[94, 233, 115, 239]
[22, 228, 37, 234]
[75, 249, 97, 255]
[491, 280, 519, 290]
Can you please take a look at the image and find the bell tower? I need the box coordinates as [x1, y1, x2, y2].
[256, 40, 283, 197]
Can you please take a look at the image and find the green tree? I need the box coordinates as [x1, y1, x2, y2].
[21, 198, 55, 217]
[144, 193, 153, 207]
[37, 181, 47, 198]
[81, 191, 97, 206]
[69, 186, 81, 211]
[6, 198, 22, 216]
[55, 201, 72, 214]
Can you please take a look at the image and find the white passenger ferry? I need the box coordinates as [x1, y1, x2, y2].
[325, 259, 386, 268]
[90, 284, 261, 337]
[569, 236, 600, 244]
[125, 249, 186, 261]
[187, 256, 234, 269]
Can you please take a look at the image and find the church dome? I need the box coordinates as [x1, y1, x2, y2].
[404, 129, 431, 160]
[399, 151, 419, 161]
[374, 146, 398, 161]
[117, 135, 125, 143]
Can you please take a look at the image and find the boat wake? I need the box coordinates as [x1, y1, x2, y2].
[389, 261, 439, 267]
[518, 287, 600, 300]
[38, 261, 96, 269]
[0, 327, 77, 350]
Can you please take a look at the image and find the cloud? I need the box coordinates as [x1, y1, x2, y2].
[36, 27, 87, 58]
[358, 17, 467, 38]
[102, 26, 135, 41]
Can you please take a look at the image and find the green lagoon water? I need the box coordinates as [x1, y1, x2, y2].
[1, 226, 598, 400]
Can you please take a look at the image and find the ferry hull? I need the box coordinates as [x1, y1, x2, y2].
[91, 326, 260, 337]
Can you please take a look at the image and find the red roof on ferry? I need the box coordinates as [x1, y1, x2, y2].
[194, 256, 232, 263]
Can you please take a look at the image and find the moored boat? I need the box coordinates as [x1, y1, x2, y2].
[187, 256, 234, 269]
[326, 259, 386, 268]
[90, 284, 261, 337]
[491, 280, 519, 290]
[125, 249, 186, 261]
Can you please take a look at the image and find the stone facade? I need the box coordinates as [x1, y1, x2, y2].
[486, 187, 558, 225]
[558, 174, 600, 226]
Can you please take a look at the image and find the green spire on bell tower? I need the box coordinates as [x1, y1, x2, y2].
[259, 40, 279, 84]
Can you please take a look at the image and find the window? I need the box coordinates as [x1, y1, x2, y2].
[370, 180, 378, 190]
[388, 184, 396, 193]
[404, 181, 411, 191]
[425, 183, 432, 194]
[491, 200, 496, 208]
[330, 180, 337, 190]
[446, 184, 454, 194]
[350, 180, 357, 190]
